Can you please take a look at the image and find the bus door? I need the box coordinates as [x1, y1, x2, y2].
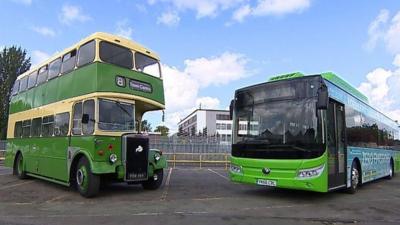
[327, 99, 347, 190]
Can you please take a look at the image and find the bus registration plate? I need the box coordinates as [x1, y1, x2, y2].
[256, 179, 276, 187]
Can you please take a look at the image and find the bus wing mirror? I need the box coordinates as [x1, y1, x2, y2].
[82, 114, 89, 124]
[317, 85, 328, 110]
[229, 99, 234, 120]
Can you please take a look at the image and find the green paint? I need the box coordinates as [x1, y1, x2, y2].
[268, 72, 304, 81]
[9, 62, 165, 114]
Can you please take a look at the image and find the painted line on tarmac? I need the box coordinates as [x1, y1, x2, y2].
[161, 167, 173, 201]
[207, 168, 229, 181]
[45, 193, 71, 203]
[0, 173, 12, 176]
[0, 181, 34, 191]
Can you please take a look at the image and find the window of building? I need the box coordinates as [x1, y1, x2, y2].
[99, 41, 133, 69]
[216, 114, 230, 120]
[82, 100, 95, 135]
[27, 71, 37, 89]
[37, 65, 48, 85]
[77, 40, 95, 67]
[48, 58, 61, 80]
[22, 120, 31, 137]
[72, 102, 82, 135]
[14, 121, 22, 138]
[31, 118, 42, 137]
[11, 80, 20, 96]
[54, 112, 70, 136]
[135, 52, 160, 77]
[61, 50, 77, 74]
[42, 115, 54, 137]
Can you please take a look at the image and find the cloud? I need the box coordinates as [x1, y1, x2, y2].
[393, 54, 400, 67]
[31, 50, 50, 67]
[115, 19, 133, 39]
[358, 57, 400, 122]
[365, 9, 400, 54]
[10, 0, 32, 5]
[59, 4, 91, 25]
[31, 26, 56, 37]
[232, 4, 251, 23]
[161, 51, 250, 132]
[157, 11, 181, 27]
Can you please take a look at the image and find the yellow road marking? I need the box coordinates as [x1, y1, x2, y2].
[161, 168, 173, 201]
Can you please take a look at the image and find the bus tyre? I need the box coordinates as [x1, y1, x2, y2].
[14, 154, 27, 179]
[75, 157, 100, 198]
[387, 160, 394, 180]
[347, 162, 360, 194]
[142, 169, 163, 190]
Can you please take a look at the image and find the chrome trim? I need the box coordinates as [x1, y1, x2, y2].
[328, 184, 346, 191]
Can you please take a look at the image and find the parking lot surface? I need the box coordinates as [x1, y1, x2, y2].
[0, 163, 400, 225]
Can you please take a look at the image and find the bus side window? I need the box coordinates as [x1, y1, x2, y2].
[31, 118, 42, 137]
[37, 65, 48, 85]
[27, 71, 38, 89]
[11, 80, 20, 96]
[61, 50, 77, 74]
[55, 112, 70, 136]
[14, 121, 23, 138]
[42, 115, 55, 137]
[82, 100, 95, 135]
[72, 102, 83, 135]
[77, 40, 95, 67]
[22, 120, 31, 138]
[48, 58, 61, 80]
[19, 76, 29, 92]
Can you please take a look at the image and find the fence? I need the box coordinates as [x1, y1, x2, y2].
[164, 153, 230, 169]
[0, 140, 5, 160]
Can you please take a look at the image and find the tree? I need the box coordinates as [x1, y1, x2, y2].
[154, 125, 169, 136]
[141, 120, 152, 132]
[0, 46, 31, 139]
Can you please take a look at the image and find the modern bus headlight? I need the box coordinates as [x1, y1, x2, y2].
[230, 164, 242, 174]
[297, 164, 325, 179]
[154, 152, 161, 161]
[109, 154, 118, 164]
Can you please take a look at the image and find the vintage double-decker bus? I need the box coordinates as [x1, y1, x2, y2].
[5, 32, 167, 197]
[229, 72, 400, 193]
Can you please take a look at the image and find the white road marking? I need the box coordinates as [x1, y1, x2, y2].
[0, 173, 12, 176]
[45, 194, 71, 203]
[0, 181, 34, 191]
[207, 168, 229, 181]
[161, 168, 173, 201]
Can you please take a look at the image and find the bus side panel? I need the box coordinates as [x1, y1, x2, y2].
[348, 146, 393, 185]
[395, 151, 400, 173]
[5, 138, 37, 173]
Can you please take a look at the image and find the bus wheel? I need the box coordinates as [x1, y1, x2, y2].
[387, 160, 394, 180]
[14, 153, 27, 179]
[142, 169, 164, 190]
[347, 162, 360, 194]
[75, 157, 100, 198]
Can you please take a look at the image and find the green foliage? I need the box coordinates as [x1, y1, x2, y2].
[154, 125, 169, 136]
[0, 46, 31, 139]
[141, 120, 152, 132]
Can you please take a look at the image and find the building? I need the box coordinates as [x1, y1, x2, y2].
[178, 109, 233, 143]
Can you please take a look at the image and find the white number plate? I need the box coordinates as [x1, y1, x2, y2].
[256, 179, 277, 187]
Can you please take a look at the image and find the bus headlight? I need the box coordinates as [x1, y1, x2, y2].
[230, 164, 242, 174]
[109, 154, 118, 164]
[154, 152, 161, 161]
[297, 164, 325, 179]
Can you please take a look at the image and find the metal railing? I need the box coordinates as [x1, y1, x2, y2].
[164, 153, 230, 169]
[0, 141, 5, 160]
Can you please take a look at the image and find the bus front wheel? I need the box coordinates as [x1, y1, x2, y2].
[142, 169, 164, 190]
[75, 157, 100, 198]
[13, 153, 27, 179]
[347, 162, 360, 194]
[387, 159, 394, 180]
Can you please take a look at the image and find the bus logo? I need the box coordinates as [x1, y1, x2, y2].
[135, 145, 143, 153]
[262, 168, 271, 175]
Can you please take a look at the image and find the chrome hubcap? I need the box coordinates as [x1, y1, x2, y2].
[351, 167, 359, 188]
[154, 174, 158, 181]
[76, 169, 84, 186]
[389, 167, 393, 177]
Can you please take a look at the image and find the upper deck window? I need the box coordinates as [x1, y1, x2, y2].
[19, 76, 28, 92]
[37, 65, 48, 85]
[77, 40, 95, 67]
[27, 71, 37, 89]
[61, 50, 77, 74]
[135, 52, 161, 78]
[99, 41, 133, 69]
[48, 58, 61, 80]
[11, 80, 20, 96]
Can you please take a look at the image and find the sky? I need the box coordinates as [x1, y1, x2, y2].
[1, 0, 400, 133]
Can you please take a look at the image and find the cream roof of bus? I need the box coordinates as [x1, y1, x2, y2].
[17, 32, 160, 80]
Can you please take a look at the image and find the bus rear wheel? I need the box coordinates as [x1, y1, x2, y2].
[13, 153, 27, 179]
[347, 162, 360, 194]
[75, 157, 100, 198]
[142, 169, 163, 190]
[387, 160, 394, 180]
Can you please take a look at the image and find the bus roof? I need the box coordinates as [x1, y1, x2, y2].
[17, 32, 160, 80]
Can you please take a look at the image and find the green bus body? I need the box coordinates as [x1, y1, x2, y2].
[230, 72, 400, 193]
